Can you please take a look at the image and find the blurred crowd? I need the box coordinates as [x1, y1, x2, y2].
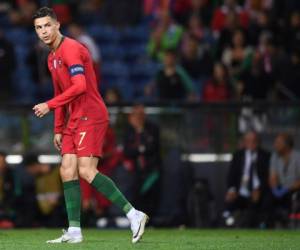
[1, 0, 300, 103]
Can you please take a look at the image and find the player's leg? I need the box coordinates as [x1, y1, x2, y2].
[60, 154, 81, 229]
[78, 156, 133, 213]
[47, 132, 83, 244]
[78, 156, 148, 243]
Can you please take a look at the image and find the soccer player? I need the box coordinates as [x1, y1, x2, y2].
[32, 7, 148, 244]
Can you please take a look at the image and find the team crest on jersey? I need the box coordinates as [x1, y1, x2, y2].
[53, 58, 63, 69]
[58, 58, 63, 68]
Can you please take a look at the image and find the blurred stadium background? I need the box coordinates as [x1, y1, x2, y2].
[1, 0, 300, 234]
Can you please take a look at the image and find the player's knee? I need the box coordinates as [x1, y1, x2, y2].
[78, 165, 90, 182]
[60, 163, 77, 180]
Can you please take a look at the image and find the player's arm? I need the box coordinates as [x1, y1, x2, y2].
[52, 78, 66, 134]
[33, 59, 67, 120]
[33, 72, 86, 116]
[46, 46, 87, 109]
[52, 80, 66, 150]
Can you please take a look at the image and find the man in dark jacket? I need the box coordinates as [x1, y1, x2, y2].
[223, 131, 270, 227]
[123, 104, 161, 217]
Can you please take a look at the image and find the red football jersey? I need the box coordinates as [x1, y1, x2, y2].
[46, 37, 109, 133]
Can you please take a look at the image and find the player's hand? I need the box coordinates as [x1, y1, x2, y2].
[53, 133, 62, 151]
[33, 103, 50, 118]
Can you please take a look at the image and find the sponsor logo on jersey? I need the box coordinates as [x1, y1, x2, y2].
[69, 64, 85, 76]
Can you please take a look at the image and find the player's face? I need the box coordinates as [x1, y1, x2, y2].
[34, 16, 60, 46]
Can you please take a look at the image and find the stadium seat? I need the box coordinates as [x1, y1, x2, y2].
[122, 44, 146, 62]
[87, 25, 120, 43]
[129, 61, 160, 77]
[101, 62, 129, 77]
[100, 45, 125, 60]
[120, 25, 149, 44]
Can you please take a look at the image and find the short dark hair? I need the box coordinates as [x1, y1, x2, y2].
[32, 7, 57, 21]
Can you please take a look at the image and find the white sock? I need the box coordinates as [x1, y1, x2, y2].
[126, 207, 137, 220]
[68, 226, 81, 235]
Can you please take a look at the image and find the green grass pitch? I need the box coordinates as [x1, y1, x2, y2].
[0, 229, 299, 250]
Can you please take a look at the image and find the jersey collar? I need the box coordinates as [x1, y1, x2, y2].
[52, 36, 65, 53]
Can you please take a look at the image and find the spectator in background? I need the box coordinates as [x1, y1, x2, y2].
[268, 133, 300, 226]
[223, 131, 270, 227]
[152, 48, 197, 101]
[0, 152, 15, 228]
[238, 50, 271, 100]
[169, 0, 193, 25]
[185, 14, 206, 42]
[279, 49, 300, 100]
[248, 10, 275, 46]
[104, 88, 123, 105]
[222, 28, 253, 82]
[103, 87, 126, 139]
[147, 11, 184, 61]
[256, 35, 287, 99]
[212, 0, 249, 35]
[103, 88, 129, 152]
[0, 29, 16, 103]
[144, 0, 170, 18]
[6, 0, 37, 28]
[244, 0, 274, 20]
[202, 62, 230, 102]
[215, 10, 241, 58]
[284, 11, 300, 53]
[123, 104, 161, 218]
[184, 14, 212, 44]
[27, 40, 52, 101]
[237, 34, 286, 101]
[172, 0, 213, 28]
[67, 22, 101, 84]
[52, 0, 72, 26]
[180, 34, 212, 85]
